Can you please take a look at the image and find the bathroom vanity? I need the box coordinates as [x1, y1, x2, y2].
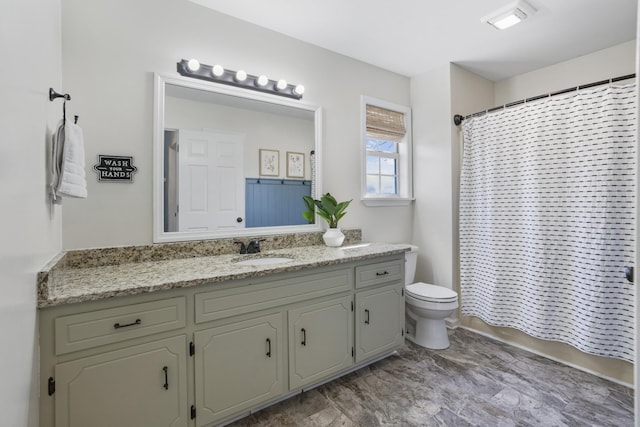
[38, 242, 408, 427]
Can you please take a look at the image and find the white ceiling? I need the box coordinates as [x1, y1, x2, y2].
[189, 0, 637, 81]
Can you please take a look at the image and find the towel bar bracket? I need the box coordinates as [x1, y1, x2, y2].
[49, 88, 70, 102]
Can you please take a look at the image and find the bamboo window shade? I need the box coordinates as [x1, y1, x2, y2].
[366, 104, 406, 142]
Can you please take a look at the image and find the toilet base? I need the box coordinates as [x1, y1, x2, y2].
[405, 314, 451, 350]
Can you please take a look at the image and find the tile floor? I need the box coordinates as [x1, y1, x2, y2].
[228, 328, 634, 427]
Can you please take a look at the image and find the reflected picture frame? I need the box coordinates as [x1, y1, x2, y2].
[259, 149, 280, 176]
[286, 151, 305, 178]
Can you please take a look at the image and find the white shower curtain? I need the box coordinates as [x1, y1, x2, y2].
[459, 83, 636, 362]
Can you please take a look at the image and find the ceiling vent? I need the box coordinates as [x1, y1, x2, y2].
[481, 0, 537, 30]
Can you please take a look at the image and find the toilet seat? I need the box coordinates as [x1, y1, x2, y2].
[406, 282, 457, 303]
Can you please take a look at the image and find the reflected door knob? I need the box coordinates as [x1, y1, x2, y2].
[624, 266, 633, 283]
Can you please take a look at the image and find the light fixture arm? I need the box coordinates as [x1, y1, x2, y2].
[176, 59, 304, 100]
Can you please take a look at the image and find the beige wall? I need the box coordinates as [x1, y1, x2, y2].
[60, 0, 413, 249]
[410, 65, 453, 287]
[495, 40, 636, 105]
[410, 64, 494, 291]
[0, 0, 63, 425]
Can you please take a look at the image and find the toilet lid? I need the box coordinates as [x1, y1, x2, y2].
[406, 282, 458, 302]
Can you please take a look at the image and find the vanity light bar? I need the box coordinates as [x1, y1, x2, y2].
[177, 59, 304, 100]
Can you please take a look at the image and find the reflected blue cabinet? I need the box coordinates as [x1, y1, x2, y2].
[245, 178, 311, 227]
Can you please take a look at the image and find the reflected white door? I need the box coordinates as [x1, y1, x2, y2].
[178, 130, 245, 232]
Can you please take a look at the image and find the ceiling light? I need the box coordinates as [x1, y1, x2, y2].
[481, 0, 537, 30]
[176, 59, 305, 100]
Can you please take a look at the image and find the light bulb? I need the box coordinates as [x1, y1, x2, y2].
[293, 84, 305, 96]
[212, 64, 224, 77]
[256, 75, 269, 87]
[186, 59, 200, 72]
[276, 79, 287, 91]
[235, 70, 247, 82]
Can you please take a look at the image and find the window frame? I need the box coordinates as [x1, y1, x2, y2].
[360, 96, 414, 206]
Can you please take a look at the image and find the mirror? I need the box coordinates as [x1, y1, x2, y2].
[153, 73, 323, 243]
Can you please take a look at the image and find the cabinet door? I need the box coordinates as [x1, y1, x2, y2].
[54, 335, 188, 427]
[288, 295, 353, 389]
[194, 312, 284, 427]
[355, 284, 404, 363]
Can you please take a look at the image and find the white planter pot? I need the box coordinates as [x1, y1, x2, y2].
[323, 228, 345, 247]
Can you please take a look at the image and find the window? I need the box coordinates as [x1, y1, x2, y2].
[361, 96, 413, 206]
[366, 138, 398, 195]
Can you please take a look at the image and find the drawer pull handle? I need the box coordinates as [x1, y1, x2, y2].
[301, 328, 307, 346]
[364, 309, 370, 324]
[266, 338, 272, 358]
[162, 366, 168, 390]
[376, 271, 389, 276]
[113, 318, 141, 329]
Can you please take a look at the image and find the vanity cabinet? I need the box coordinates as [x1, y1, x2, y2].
[40, 253, 405, 427]
[355, 284, 404, 363]
[41, 297, 189, 427]
[193, 312, 285, 427]
[354, 261, 405, 363]
[54, 335, 189, 427]
[288, 295, 354, 389]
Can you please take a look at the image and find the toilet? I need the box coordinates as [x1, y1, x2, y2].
[404, 246, 459, 349]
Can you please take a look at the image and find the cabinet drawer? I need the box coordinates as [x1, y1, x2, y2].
[195, 268, 352, 324]
[355, 259, 403, 289]
[55, 297, 186, 355]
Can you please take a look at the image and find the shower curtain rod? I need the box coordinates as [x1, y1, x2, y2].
[453, 73, 636, 126]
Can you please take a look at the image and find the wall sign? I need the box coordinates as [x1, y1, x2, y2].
[94, 155, 138, 182]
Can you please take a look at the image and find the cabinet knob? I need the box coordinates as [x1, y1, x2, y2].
[266, 338, 272, 358]
[301, 328, 306, 346]
[364, 309, 370, 324]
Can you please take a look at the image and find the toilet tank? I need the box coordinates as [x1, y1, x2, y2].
[404, 245, 419, 286]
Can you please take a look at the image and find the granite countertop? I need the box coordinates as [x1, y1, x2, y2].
[38, 242, 410, 308]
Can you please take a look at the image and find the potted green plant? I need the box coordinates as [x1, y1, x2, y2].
[302, 193, 352, 246]
[302, 195, 316, 224]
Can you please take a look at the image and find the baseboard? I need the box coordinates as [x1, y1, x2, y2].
[445, 316, 460, 329]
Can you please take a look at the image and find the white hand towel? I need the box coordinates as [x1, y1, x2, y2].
[56, 121, 87, 199]
[50, 120, 65, 202]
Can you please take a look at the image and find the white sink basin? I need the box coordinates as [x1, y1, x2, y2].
[234, 257, 294, 266]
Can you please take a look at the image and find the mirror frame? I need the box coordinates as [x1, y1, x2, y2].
[153, 72, 323, 243]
